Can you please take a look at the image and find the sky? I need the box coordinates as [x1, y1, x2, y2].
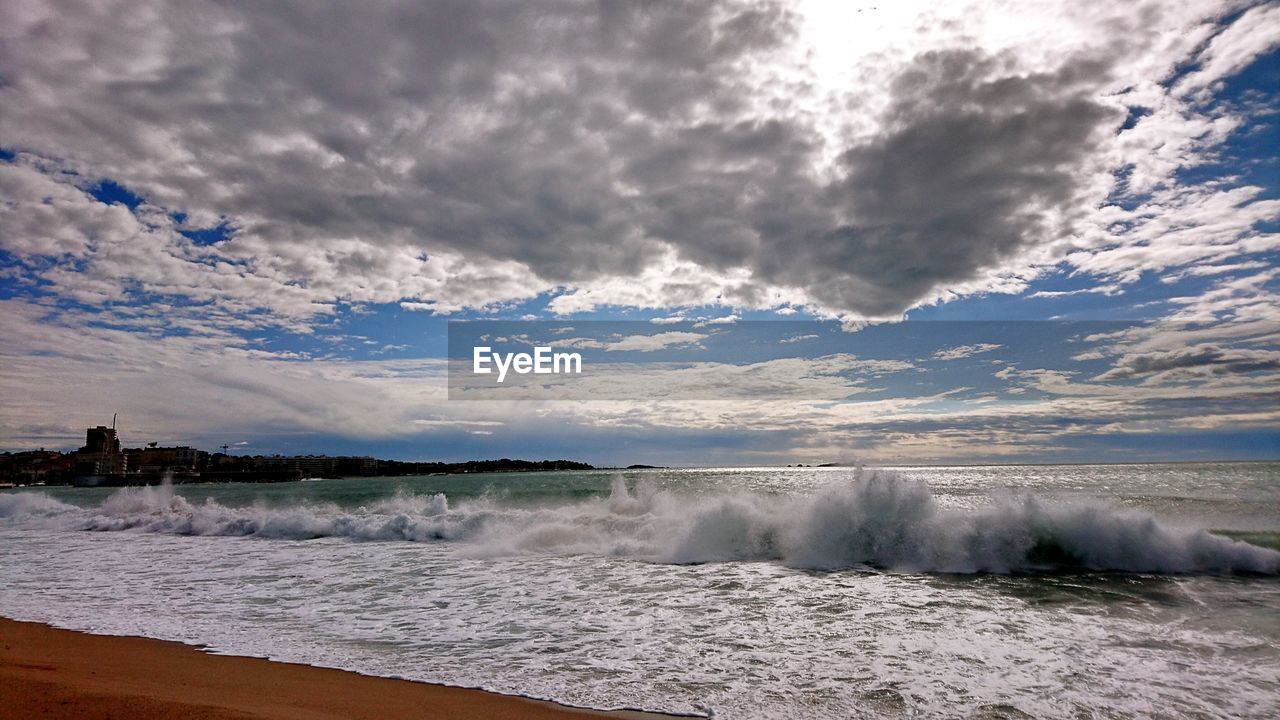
[1, 0, 1278, 465]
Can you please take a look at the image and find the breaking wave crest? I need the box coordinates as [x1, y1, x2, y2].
[0, 491, 77, 519]
[2, 470, 1277, 575]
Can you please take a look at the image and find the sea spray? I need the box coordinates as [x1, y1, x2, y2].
[0, 490, 77, 518]
[3, 468, 1277, 575]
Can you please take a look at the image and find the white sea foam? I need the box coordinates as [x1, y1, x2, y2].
[0, 491, 76, 518]
[3, 470, 1277, 574]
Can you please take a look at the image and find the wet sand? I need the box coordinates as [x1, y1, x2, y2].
[0, 618, 669, 720]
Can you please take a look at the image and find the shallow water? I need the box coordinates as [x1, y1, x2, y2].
[2, 463, 1278, 718]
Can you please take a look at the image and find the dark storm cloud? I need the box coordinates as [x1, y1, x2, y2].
[1, 1, 1126, 318]
[766, 50, 1120, 315]
[1096, 344, 1280, 381]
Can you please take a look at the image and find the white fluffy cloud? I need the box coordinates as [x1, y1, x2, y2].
[0, 0, 1275, 326]
[934, 343, 1002, 361]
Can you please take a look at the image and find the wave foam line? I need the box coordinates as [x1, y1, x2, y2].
[2, 471, 1277, 575]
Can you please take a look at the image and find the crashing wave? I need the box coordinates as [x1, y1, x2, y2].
[2, 470, 1276, 575]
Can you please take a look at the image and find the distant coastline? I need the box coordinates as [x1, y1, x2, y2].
[0, 452, 596, 488]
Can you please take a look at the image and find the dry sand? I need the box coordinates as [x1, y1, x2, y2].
[0, 618, 672, 720]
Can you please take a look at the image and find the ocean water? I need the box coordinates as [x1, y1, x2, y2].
[2, 464, 1279, 719]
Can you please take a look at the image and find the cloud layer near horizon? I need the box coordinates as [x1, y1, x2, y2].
[3, 302, 1277, 463]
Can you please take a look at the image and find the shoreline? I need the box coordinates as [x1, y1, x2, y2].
[0, 618, 684, 720]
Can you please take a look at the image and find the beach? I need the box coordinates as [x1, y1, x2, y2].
[0, 618, 660, 720]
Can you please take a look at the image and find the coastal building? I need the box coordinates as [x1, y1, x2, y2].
[257, 455, 379, 478]
[70, 424, 126, 477]
[82, 426, 120, 455]
[134, 446, 199, 473]
[0, 450, 65, 485]
[70, 453, 126, 476]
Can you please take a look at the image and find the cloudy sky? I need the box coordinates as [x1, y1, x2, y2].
[1, 0, 1277, 464]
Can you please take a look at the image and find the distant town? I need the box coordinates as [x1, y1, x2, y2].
[0, 423, 594, 487]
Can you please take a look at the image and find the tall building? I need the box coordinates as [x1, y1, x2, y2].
[82, 426, 120, 455]
[72, 425, 126, 477]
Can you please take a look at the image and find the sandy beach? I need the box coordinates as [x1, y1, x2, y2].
[0, 618, 666, 720]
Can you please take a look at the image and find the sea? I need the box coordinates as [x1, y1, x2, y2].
[2, 463, 1278, 719]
